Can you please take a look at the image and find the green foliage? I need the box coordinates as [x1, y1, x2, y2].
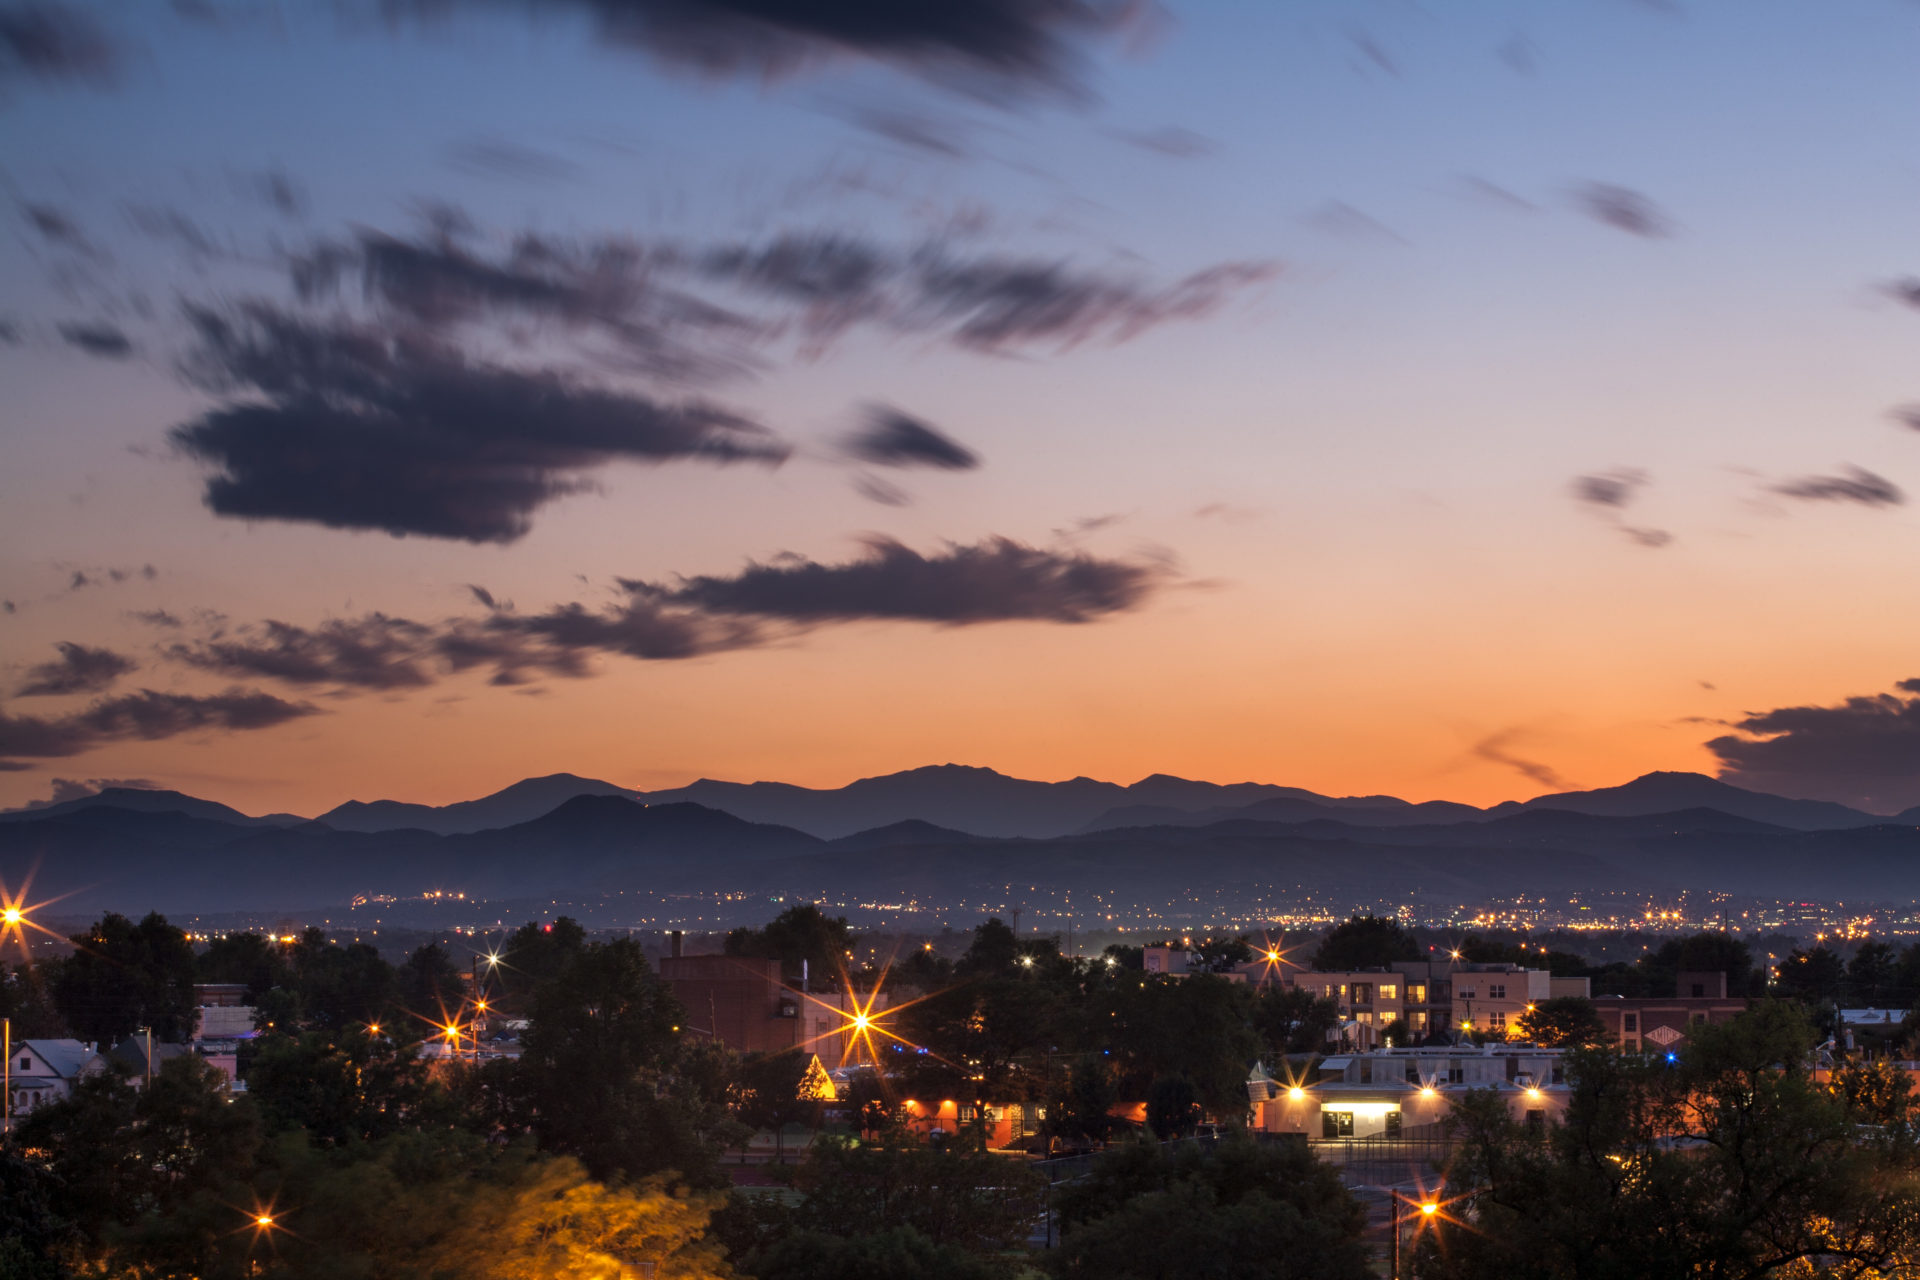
[1144, 1075, 1199, 1139]
[1417, 1002, 1920, 1280]
[245, 1029, 446, 1145]
[1043, 1055, 1121, 1145]
[1050, 1137, 1370, 1280]
[197, 931, 293, 1002]
[744, 1226, 1000, 1280]
[1310, 915, 1420, 972]
[1515, 996, 1608, 1048]
[1099, 973, 1257, 1117]
[789, 1134, 1047, 1256]
[51, 912, 197, 1042]
[0, 963, 66, 1037]
[1251, 985, 1337, 1057]
[517, 937, 716, 1185]
[726, 903, 856, 987]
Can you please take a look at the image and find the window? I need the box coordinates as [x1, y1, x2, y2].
[1405, 1062, 1422, 1083]
[1322, 1111, 1355, 1138]
[1526, 1110, 1545, 1130]
[958, 1105, 980, 1123]
[1353, 983, 1373, 1004]
[1489, 1011, 1506, 1030]
[1488, 983, 1507, 1000]
[1356, 1011, 1374, 1025]
[1623, 1013, 1638, 1032]
[1411, 1011, 1428, 1028]
[1459, 987, 1476, 1000]
[1386, 1110, 1403, 1136]
[1692, 1012, 1708, 1025]
[1408, 983, 1426, 1002]
[1379, 983, 1398, 1000]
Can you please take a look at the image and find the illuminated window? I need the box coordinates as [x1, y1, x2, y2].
[1379, 984, 1398, 1000]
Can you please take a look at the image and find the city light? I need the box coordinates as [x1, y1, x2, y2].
[1, 907, 18, 926]
[1421, 1202, 1438, 1217]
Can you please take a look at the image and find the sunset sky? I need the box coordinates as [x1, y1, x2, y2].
[4, 0, 1920, 817]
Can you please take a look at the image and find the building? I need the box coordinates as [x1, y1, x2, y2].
[660, 951, 889, 1060]
[1252, 1044, 1572, 1139]
[1282, 961, 1589, 1048]
[5, 1039, 107, 1120]
[1592, 972, 1747, 1052]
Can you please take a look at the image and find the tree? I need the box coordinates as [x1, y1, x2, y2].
[1145, 1075, 1200, 1139]
[1415, 1002, 1920, 1280]
[196, 931, 291, 1003]
[790, 1134, 1047, 1256]
[1515, 996, 1608, 1048]
[1252, 985, 1337, 1057]
[1043, 1055, 1121, 1147]
[1775, 945, 1846, 1004]
[517, 938, 707, 1184]
[1101, 973, 1257, 1118]
[1051, 1137, 1371, 1280]
[727, 903, 856, 987]
[734, 1050, 813, 1164]
[396, 942, 466, 1020]
[51, 912, 197, 1043]
[1310, 915, 1419, 972]
[746, 1226, 999, 1280]
[245, 1028, 444, 1145]
[1638, 932, 1762, 997]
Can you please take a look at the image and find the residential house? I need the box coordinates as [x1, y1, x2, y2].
[6, 1039, 107, 1120]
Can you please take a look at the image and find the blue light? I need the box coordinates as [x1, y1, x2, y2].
[1665, 1052, 1677, 1063]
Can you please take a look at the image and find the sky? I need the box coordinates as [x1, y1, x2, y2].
[3, 0, 1920, 817]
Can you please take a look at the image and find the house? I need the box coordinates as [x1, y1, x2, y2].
[6, 1039, 107, 1120]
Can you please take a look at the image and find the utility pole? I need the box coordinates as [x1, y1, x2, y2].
[4, 1017, 10, 1138]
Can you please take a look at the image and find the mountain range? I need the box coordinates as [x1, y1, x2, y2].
[2, 767, 1917, 917]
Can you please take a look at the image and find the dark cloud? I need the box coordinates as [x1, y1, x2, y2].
[1886, 279, 1920, 311]
[15, 641, 137, 697]
[169, 301, 788, 542]
[126, 204, 218, 257]
[291, 227, 748, 380]
[663, 534, 1156, 624]
[1572, 469, 1647, 508]
[851, 473, 910, 506]
[1892, 405, 1920, 432]
[58, 320, 134, 359]
[129, 609, 183, 628]
[0, 3, 117, 84]
[151, 536, 1162, 692]
[0, 687, 319, 767]
[1574, 182, 1672, 238]
[906, 253, 1277, 353]
[843, 106, 970, 158]
[702, 233, 1278, 354]
[466, 584, 497, 609]
[244, 170, 306, 218]
[1473, 729, 1569, 791]
[1111, 125, 1213, 159]
[21, 201, 93, 251]
[444, 138, 583, 181]
[1771, 466, 1904, 508]
[164, 615, 435, 689]
[418, 0, 1147, 98]
[17, 776, 161, 808]
[1345, 29, 1398, 76]
[842, 405, 979, 470]
[1707, 679, 1920, 812]
[1571, 468, 1672, 548]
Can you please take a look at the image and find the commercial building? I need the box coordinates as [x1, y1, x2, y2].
[1592, 971, 1747, 1052]
[1281, 961, 1590, 1048]
[1251, 1044, 1572, 1139]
